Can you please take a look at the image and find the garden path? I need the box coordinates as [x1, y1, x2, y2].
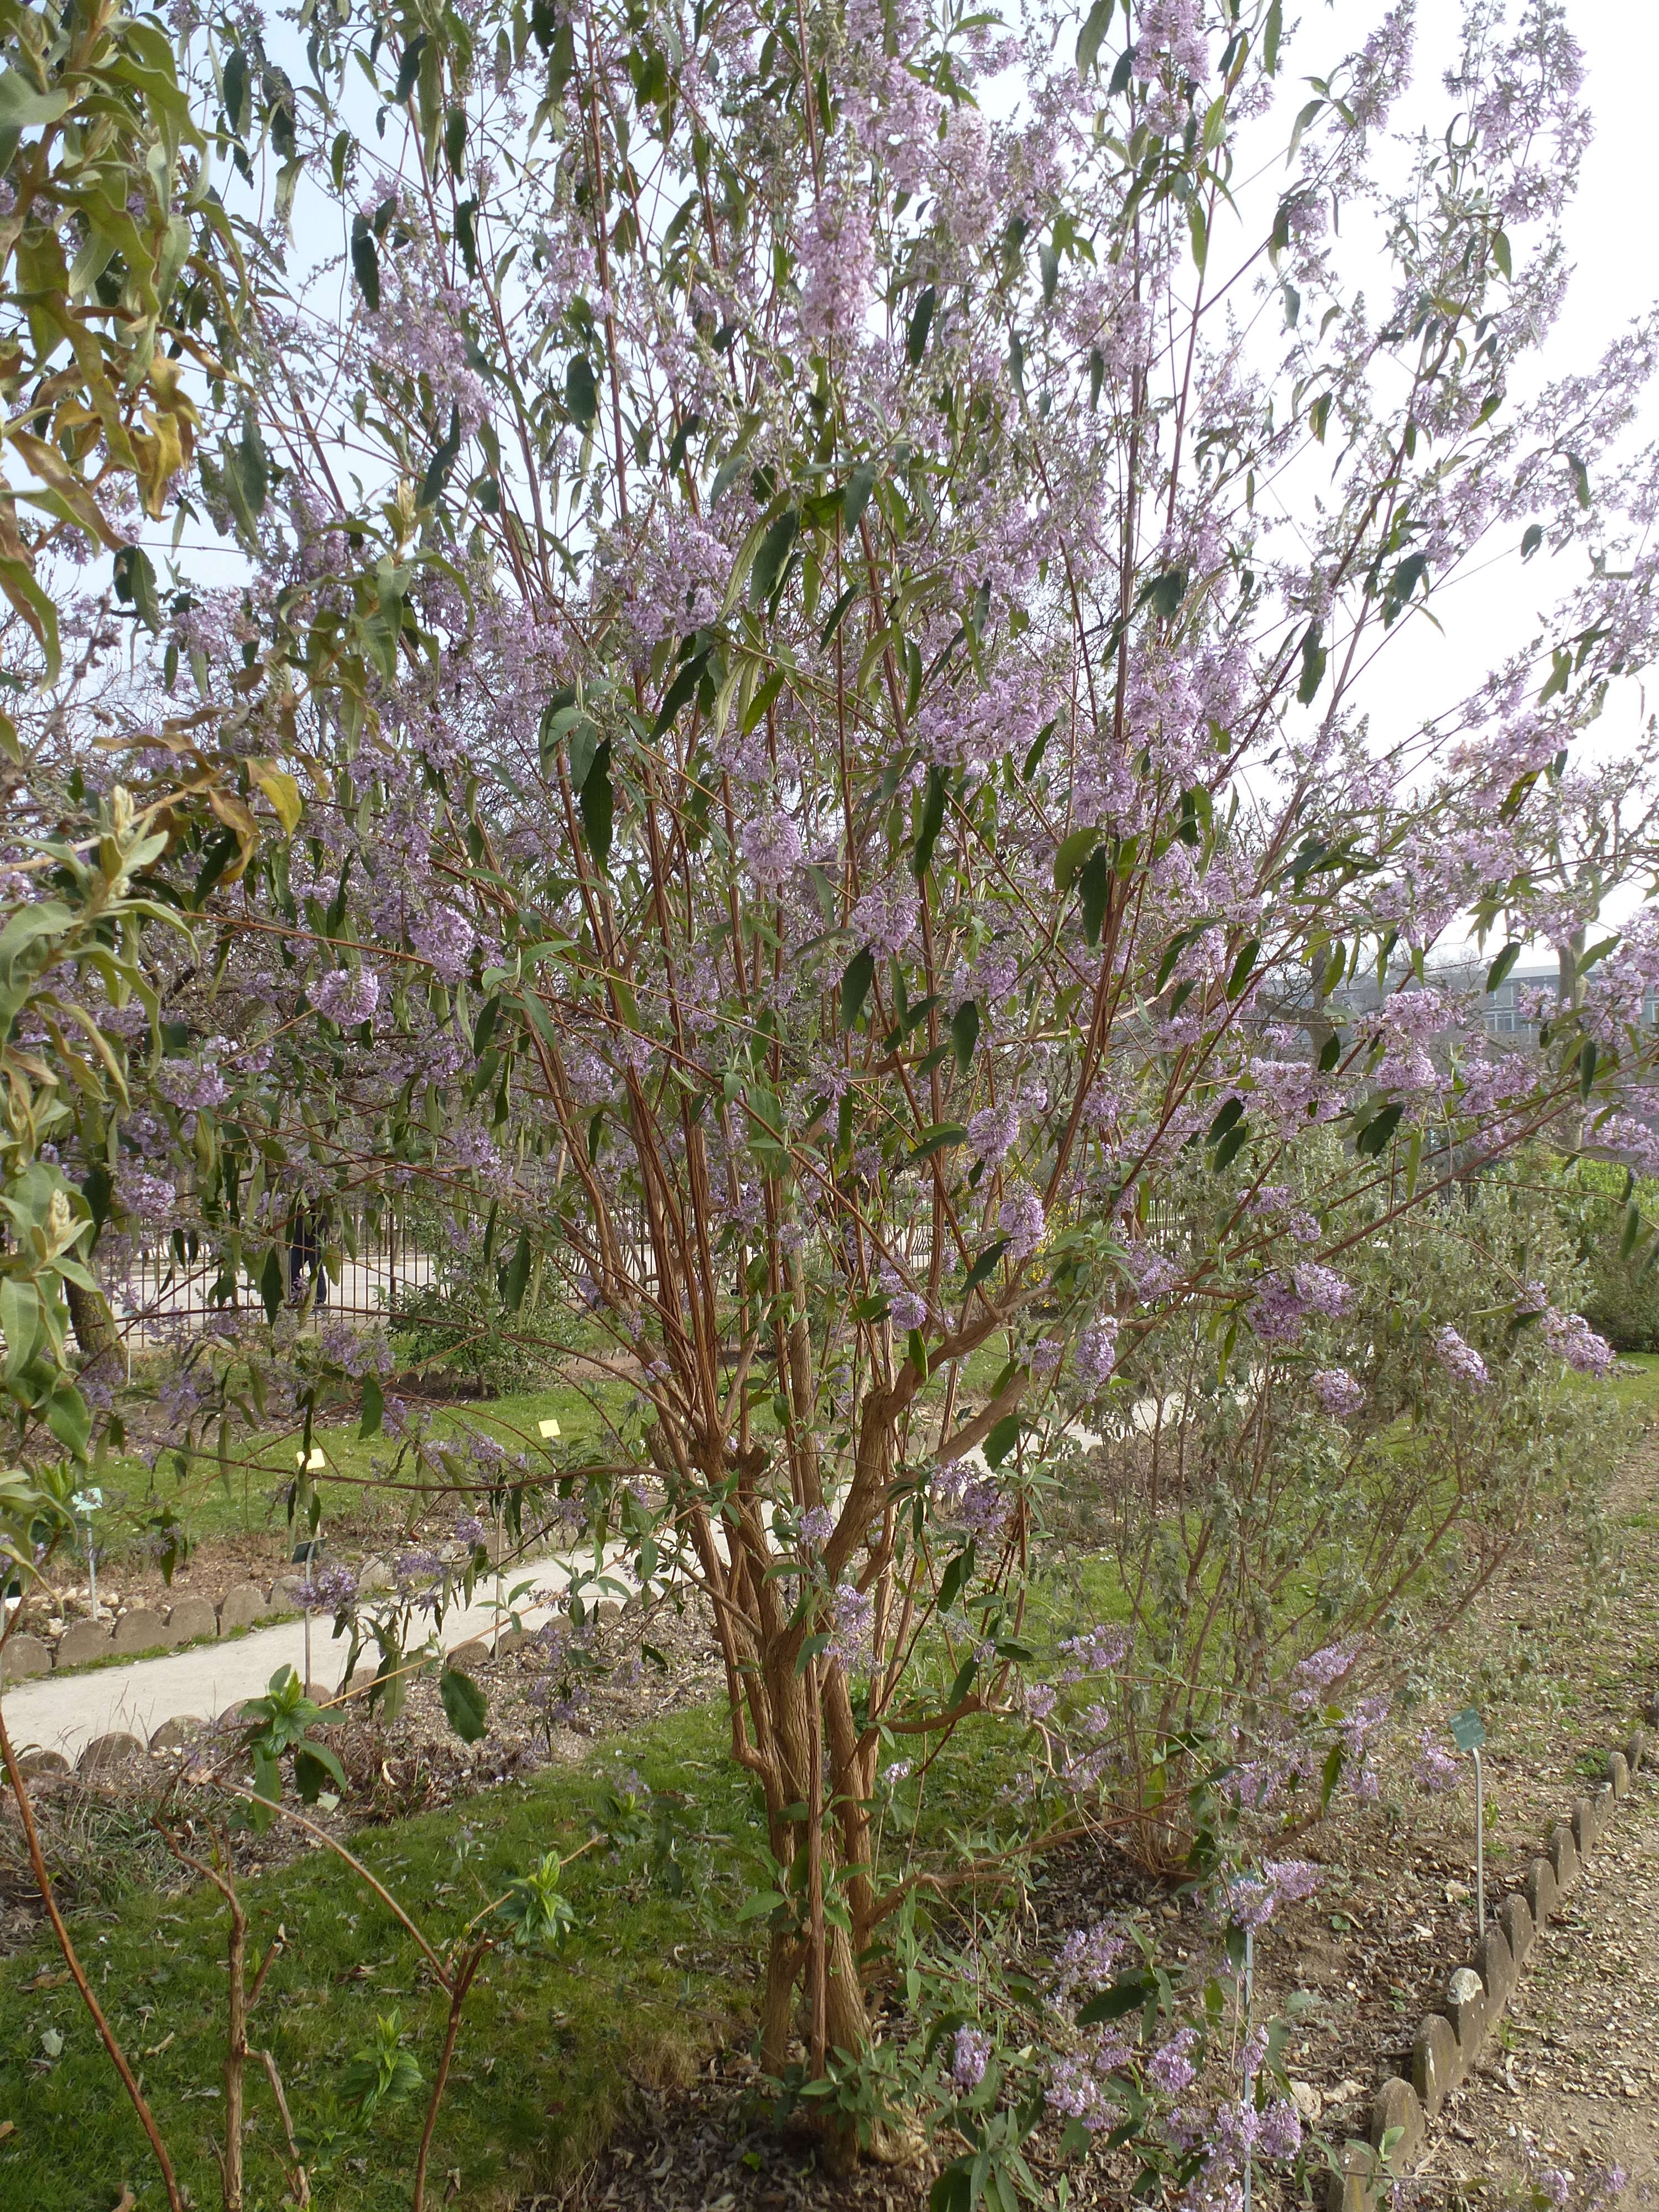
[0, 1537, 630, 1765]
[1419, 1754, 1659, 2197]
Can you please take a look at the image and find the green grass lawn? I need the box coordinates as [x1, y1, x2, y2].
[14, 1339, 1651, 2205]
[83, 1374, 636, 1578]
[0, 1704, 759, 2211]
[1600, 1348, 1659, 1422]
[91, 1332, 1010, 1577]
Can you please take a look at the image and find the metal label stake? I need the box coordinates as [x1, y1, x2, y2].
[1242, 1920, 1255, 2212]
[291, 1531, 322, 1691]
[1451, 1705, 1487, 1938]
[72, 1488, 102, 1620]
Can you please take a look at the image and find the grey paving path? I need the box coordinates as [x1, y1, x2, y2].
[1, 1540, 628, 1762]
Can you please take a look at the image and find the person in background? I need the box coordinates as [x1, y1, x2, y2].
[289, 1207, 328, 1309]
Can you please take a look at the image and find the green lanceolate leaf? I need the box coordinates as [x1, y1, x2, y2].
[951, 998, 979, 1073]
[1355, 1100, 1404, 1157]
[440, 1664, 489, 1742]
[1076, 0, 1112, 75]
[1078, 846, 1110, 945]
[841, 947, 875, 1030]
[499, 1227, 531, 1310]
[843, 462, 878, 531]
[907, 285, 936, 365]
[984, 1413, 1021, 1468]
[1485, 942, 1522, 992]
[1297, 622, 1326, 705]
[351, 215, 381, 309]
[578, 739, 613, 868]
[963, 1239, 1008, 1293]
[565, 353, 598, 428]
[1053, 826, 1098, 893]
[420, 405, 462, 508]
[914, 764, 947, 877]
[750, 509, 799, 608]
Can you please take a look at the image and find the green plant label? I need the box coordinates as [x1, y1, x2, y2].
[1449, 1706, 1485, 1752]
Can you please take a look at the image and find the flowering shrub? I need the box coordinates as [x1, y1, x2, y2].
[1037, 1140, 1621, 1866]
[3, 0, 1659, 2190]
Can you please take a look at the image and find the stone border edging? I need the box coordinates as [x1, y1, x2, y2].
[0, 1568, 322, 1682]
[1327, 1718, 1652, 2210]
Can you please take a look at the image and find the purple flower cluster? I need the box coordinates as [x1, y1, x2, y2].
[310, 968, 380, 1026]
[298, 1562, 358, 1612]
[1073, 1316, 1120, 1392]
[950, 2026, 990, 2090]
[1223, 1857, 1323, 1927]
[1215, 2093, 1303, 2162]
[827, 1580, 873, 1667]
[880, 1268, 927, 1333]
[1058, 1625, 1129, 1678]
[798, 1503, 834, 1550]
[1252, 1261, 1353, 1345]
[1312, 1366, 1365, 1417]
[156, 1060, 230, 1114]
[1542, 1307, 1616, 1377]
[1045, 2028, 1133, 2131]
[118, 1170, 175, 1225]
[1125, 1246, 1181, 1301]
[411, 905, 474, 983]
[930, 1460, 1008, 1541]
[1046, 2054, 1113, 2130]
[392, 1547, 447, 1613]
[1147, 2027, 1199, 2094]
[1415, 1731, 1459, 1794]
[738, 809, 802, 890]
[319, 1321, 394, 1379]
[1051, 1919, 1125, 2000]
[966, 1098, 1019, 1167]
[1291, 1641, 1358, 1708]
[849, 874, 917, 960]
[797, 193, 874, 347]
[1433, 1324, 1489, 1389]
[998, 1185, 1045, 1261]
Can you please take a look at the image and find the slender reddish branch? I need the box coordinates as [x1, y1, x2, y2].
[0, 1704, 185, 2212]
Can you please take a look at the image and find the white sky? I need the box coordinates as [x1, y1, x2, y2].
[1191, 0, 1659, 958]
[1339, 0, 1659, 764]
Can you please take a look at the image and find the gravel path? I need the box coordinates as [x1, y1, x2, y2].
[1419, 1764, 1659, 2199]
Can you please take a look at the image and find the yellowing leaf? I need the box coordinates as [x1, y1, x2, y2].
[207, 785, 259, 878]
[249, 759, 303, 833]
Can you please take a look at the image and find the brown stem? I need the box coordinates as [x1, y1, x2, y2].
[162, 1839, 274, 2212]
[223, 1888, 247, 2212]
[259, 2048, 310, 2207]
[411, 1942, 486, 2212]
[65, 1274, 121, 1366]
[0, 1703, 184, 2212]
[806, 1655, 827, 2079]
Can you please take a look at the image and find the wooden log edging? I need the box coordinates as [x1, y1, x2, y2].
[1327, 1719, 1651, 2210]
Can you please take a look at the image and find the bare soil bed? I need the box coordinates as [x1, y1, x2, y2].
[529, 1425, 1659, 2210]
[0, 1588, 727, 1950]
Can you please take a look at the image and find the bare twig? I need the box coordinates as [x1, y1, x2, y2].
[411, 1940, 487, 2212]
[0, 1704, 184, 2212]
[259, 2047, 310, 2207]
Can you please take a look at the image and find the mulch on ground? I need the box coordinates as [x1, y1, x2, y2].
[525, 1421, 1659, 2209]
